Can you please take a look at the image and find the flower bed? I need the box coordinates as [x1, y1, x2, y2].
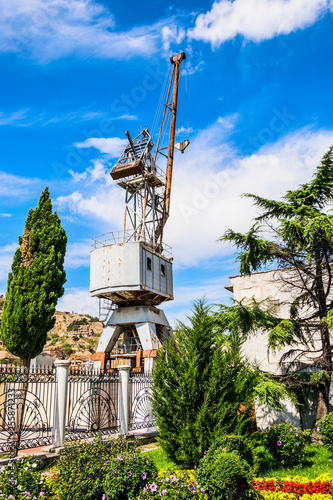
[252, 474, 333, 499]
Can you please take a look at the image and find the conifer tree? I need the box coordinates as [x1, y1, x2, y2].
[1, 187, 67, 365]
[152, 300, 258, 467]
[0, 187, 66, 456]
[220, 145, 333, 439]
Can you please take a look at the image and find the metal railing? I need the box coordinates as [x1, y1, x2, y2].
[92, 230, 172, 259]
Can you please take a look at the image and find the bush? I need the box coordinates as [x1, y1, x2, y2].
[137, 469, 207, 499]
[89, 316, 100, 323]
[263, 423, 307, 466]
[67, 318, 88, 332]
[102, 451, 156, 500]
[209, 434, 259, 475]
[0, 455, 52, 499]
[317, 413, 333, 453]
[198, 450, 252, 500]
[57, 435, 137, 500]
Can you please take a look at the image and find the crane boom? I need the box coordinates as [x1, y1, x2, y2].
[154, 52, 186, 244]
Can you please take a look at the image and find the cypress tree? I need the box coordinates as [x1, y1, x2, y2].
[0, 187, 66, 456]
[1, 187, 67, 364]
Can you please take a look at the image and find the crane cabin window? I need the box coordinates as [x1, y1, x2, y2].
[147, 257, 152, 271]
[161, 264, 166, 277]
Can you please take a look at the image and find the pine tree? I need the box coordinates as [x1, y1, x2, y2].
[0, 187, 66, 456]
[152, 300, 258, 467]
[220, 145, 333, 440]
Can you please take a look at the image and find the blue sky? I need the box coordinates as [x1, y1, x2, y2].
[1, 0, 333, 325]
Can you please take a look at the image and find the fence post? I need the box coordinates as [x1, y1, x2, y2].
[52, 359, 71, 449]
[117, 364, 131, 435]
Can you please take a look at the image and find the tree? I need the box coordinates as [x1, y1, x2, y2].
[152, 300, 258, 467]
[220, 146, 333, 439]
[0, 187, 67, 454]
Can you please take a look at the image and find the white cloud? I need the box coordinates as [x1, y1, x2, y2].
[75, 137, 127, 156]
[0, 109, 29, 126]
[0, 171, 40, 198]
[188, 0, 331, 45]
[164, 125, 333, 267]
[181, 60, 205, 76]
[176, 126, 194, 135]
[0, 0, 159, 62]
[55, 186, 124, 225]
[69, 159, 109, 183]
[0, 243, 17, 281]
[0, 213, 11, 218]
[217, 114, 238, 130]
[161, 25, 186, 51]
[65, 240, 92, 269]
[56, 122, 333, 273]
[56, 287, 99, 316]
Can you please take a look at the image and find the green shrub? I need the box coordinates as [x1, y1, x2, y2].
[102, 451, 156, 500]
[72, 335, 79, 342]
[67, 318, 88, 332]
[198, 450, 252, 500]
[209, 434, 259, 475]
[137, 469, 207, 499]
[57, 436, 137, 500]
[317, 412, 333, 453]
[263, 422, 307, 466]
[0, 455, 52, 499]
[89, 316, 100, 323]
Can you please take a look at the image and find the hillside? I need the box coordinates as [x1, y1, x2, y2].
[0, 308, 103, 362]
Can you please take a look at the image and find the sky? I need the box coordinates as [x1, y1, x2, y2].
[0, 0, 333, 326]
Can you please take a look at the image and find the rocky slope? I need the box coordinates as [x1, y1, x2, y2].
[0, 307, 103, 362]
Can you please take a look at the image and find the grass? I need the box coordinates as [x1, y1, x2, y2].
[143, 446, 175, 471]
[257, 443, 333, 479]
[142, 442, 333, 479]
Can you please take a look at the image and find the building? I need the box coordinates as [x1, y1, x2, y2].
[225, 268, 318, 429]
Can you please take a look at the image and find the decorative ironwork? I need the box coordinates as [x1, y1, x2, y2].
[130, 386, 154, 430]
[129, 372, 155, 431]
[66, 371, 119, 440]
[0, 389, 52, 452]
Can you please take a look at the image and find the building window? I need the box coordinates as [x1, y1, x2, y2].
[161, 264, 166, 277]
[147, 257, 152, 271]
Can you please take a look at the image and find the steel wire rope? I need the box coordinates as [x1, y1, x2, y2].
[151, 65, 171, 143]
[184, 60, 190, 141]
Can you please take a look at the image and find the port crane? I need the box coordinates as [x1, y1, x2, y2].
[90, 52, 187, 372]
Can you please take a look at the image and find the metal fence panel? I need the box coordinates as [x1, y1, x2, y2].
[65, 367, 119, 441]
[0, 366, 55, 453]
[129, 369, 154, 431]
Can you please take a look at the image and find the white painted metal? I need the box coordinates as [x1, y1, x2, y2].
[52, 359, 71, 449]
[96, 325, 122, 354]
[118, 364, 131, 435]
[90, 241, 173, 304]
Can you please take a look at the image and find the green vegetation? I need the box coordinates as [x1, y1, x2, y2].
[152, 300, 258, 467]
[67, 317, 89, 332]
[220, 146, 333, 435]
[0, 187, 67, 365]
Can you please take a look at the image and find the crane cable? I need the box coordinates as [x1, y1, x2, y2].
[151, 65, 171, 143]
[184, 60, 190, 142]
